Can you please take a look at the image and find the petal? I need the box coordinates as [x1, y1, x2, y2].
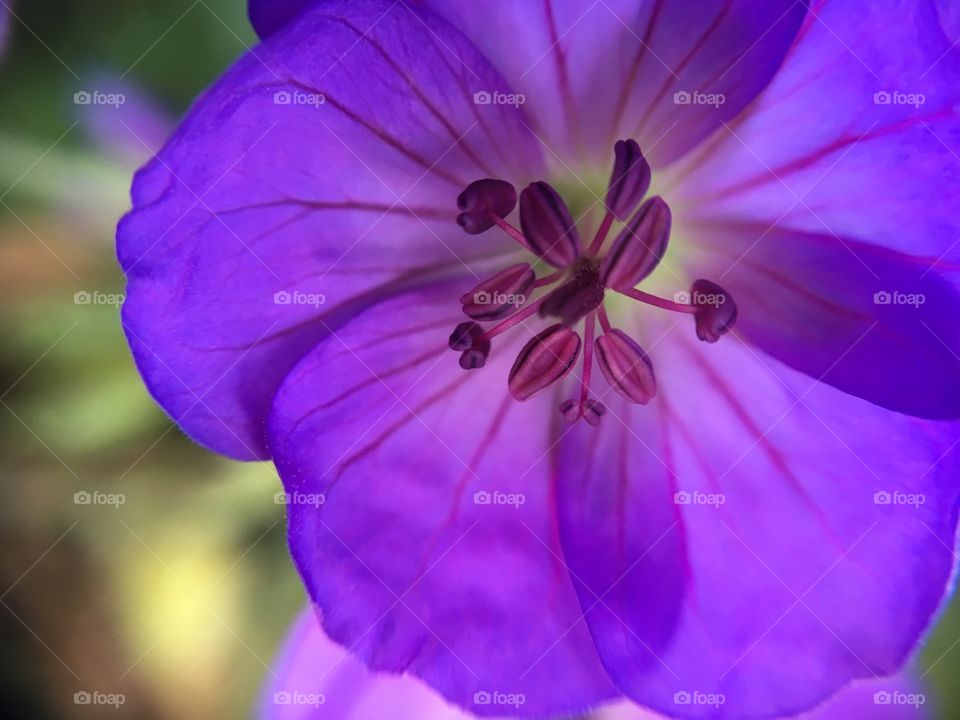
[259, 608, 477, 719]
[119, 0, 543, 459]
[267, 283, 618, 717]
[685, 222, 960, 419]
[249, 0, 315, 38]
[676, 0, 960, 258]
[556, 332, 959, 719]
[420, 0, 808, 164]
[261, 607, 933, 719]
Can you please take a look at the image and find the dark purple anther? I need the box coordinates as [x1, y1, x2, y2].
[460, 340, 491, 370]
[690, 279, 738, 343]
[560, 398, 606, 426]
[456, 179, 517, 234]
[508, 324, 581, 400]
[519, 181, 581, 268]
[605, 139, 651, 221]
[595, 329, 657, 404]
[600, 196, 671, 290]
[460, 263, 535, 320]
[449, 321, 483, 351]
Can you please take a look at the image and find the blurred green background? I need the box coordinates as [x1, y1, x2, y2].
[0, 2, 304, 718]
[1, 1, 959, 719]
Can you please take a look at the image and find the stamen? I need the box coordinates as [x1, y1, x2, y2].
[605, 139, 652, 222]
[690, 279, 738, 343]
[599, 196, 671, 290]
[539, 257, 605, 326]
[448, 321, 483, 351]
[560, 311, 607, 425]
[617, 286, 697, 315]
[456, 179, 517, 234]
[460, 263, 535, 320]
[519, 181, 582, 268]
[595, 329, 657, 404]
[508, 324, 582, 400]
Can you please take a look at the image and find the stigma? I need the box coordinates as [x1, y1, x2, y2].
[449, 139, 737, 426]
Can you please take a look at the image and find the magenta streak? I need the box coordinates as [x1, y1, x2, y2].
[587, 211, 615, 255]
[609, 0, 667, 137]
[578, 311, 597, 410]
[532, 267, 567, 288]
[290, 345, 447, 436]
[481, 292, 551, 341]
[598, 304, 614, 334]
[333, 374, 464, 482]
[418, 393, 516, 578]
[290, 80, 468, 188]
[632, 0, 734, 140]
[216, 197, 452, 220]
[682, 342, 850, 557]
[490, 214, 536, 254]
[692, 108, 956, 203]
[618, 286, 698, 314]
[320, 14, 498, 178]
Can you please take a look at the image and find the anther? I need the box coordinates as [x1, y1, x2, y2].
[559, 398, 606, 426]
[508, 324, 582, 400]
[460, 263, 535, 320]
[595, 329, 657, 404]
[690, 279, 738, 343]
[519, 181, 581, 268]
[456, 179, 517, 234]
[449, 321, 483, 351]
[605, 139, 651, 221]
[600, 196, 671, 290]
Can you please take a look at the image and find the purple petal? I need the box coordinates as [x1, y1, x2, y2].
[118, 0, 543, 459]
[685, 223, 960, 419]
[262, 607, 932, 719]
[556, 332, 958, 719]
[267, 283, 618, 717]
[677, 0, 960, 259]
[259, 608, 477, 719]
[420, 0, 807, 164]
[248, 0, 316, 38]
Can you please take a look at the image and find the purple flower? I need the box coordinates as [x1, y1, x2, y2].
[118, 1, 960, 718]
[260, 607, 931, 720]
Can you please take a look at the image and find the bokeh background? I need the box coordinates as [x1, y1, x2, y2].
[0, 1, 959, 719]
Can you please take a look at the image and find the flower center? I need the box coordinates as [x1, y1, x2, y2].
[449, 139, 737, 426]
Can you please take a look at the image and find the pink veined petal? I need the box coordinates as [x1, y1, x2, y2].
[267, 282, 618, 718]
[554, 330, 959, 719]
[417, 0, 808, 165]
[680, 222, 960, 419]
[118, 0, 543, 459]
[674, 0, 960, 260]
